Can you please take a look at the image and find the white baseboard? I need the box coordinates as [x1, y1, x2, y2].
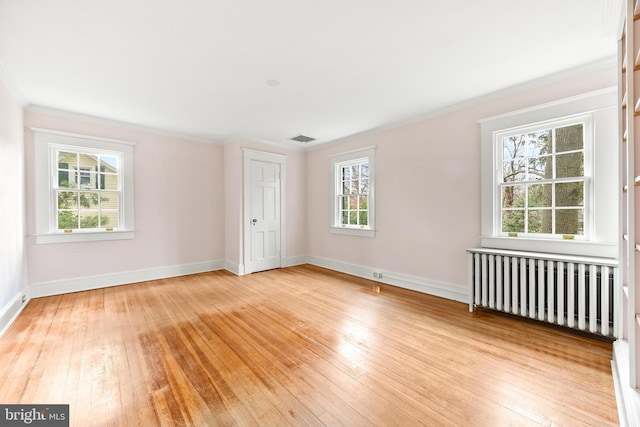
[306, 255, 468, 303]
[224, 260, 244, 276]
[28, 254, 467, 302]
[284, 255, 309, 268]
[612, 340, 640, 427]
[0, 289, 29, 337]
[225, 256, 308, 276]
[30, 260, 224, 298]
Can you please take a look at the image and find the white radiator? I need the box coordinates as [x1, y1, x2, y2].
[467, 248, 618, 338]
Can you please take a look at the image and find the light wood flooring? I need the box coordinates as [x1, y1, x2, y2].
[0, 265, 619, 426]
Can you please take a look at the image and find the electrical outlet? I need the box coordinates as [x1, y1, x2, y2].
[373, 272, 383, 279]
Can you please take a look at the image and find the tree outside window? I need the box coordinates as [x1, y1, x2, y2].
[500, 122, 585, 237]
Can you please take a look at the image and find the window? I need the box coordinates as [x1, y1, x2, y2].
[498, 117, 589, 238]
[55, 149, 120, 231]
[479, 88, 617, 257]
[34, 129, 135, 244]
[330, 147, 375, 237]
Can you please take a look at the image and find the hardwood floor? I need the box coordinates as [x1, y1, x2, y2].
[0, 265, 619, 426]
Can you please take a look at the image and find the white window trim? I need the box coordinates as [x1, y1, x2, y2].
[330, 146, 376, 237]
[479, 88, 618, 258]
[34, 128, 135, 244]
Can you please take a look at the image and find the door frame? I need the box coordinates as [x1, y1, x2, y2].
[242, 148, 287, 275]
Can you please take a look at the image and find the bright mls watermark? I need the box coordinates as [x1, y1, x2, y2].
[0, 405, 69, 426]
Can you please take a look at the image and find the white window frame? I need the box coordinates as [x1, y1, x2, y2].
[479, 88, 618, 258]
[495, 114, 592, 240]
[34, 129, 135, 244]
[330, 146, 375, 237]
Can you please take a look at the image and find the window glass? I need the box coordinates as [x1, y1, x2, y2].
[337, 159, 369, 228]
[53, 149, 123, 232]
[498, 121, 585, 237]
[330, 147, 375, 236]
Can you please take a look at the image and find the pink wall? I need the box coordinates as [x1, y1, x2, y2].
[306, 66, 617, 292]
[15, 64, 615, 297]
[0, 79, 26, 310]
[24, 111, 225, 284]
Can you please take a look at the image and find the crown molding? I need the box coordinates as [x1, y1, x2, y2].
[25, 105, 225, 145]
[19, 56, 617, 153]
[311, 57, 617, 151]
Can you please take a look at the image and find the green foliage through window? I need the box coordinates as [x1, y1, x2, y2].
[338, 160, 369, 227]
[500, 123, 585, 236]
[55, 149, 119, 231]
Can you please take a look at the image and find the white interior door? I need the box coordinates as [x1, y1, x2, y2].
[249, 159, 281, 272]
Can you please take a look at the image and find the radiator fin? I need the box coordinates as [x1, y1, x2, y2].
[468, 250, 617, 338]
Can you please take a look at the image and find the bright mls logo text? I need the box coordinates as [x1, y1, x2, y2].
[1, 405, 69, 426]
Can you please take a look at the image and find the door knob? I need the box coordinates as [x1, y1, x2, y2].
[252, 219, 257, 225]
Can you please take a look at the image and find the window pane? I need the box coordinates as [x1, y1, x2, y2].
[79, 153, 99, 169]
[351, 165, 359, 180]
[361, 163, 369, 179]
[340, 196, 348, 209]
[100, 192, 119, 210]
[359, 195, 368, 210]
[100, 156, 119, 173]
[556, 152, 584, 178]
[341, 211, 348, 225]
[502, 210, 524, 232]
[556, 181, 584, 207]
[502, 185, 524, 208]
[502, 135, 526, 161]
[102, 211, 119, 228]
[527, 130, 551, 157]
[342, 166, 351, 180]
[527, 184, 552, 208]
[527, 155, 551, 180]
[556, 124, 583, 152]
[349, 211, 358, 225]
[350, 180, 359, 194]
[57, 211, 78, 229]
[58, 152, 77, 166]
[341, 181, 349, 195]
[360, 178, 369, 193]
[58, 192, 77, 209]
[79, 170, 97, 189]
[556, 209, 584, 235]
[79, 192, 99, 209]
[79, 211, 102, 228]
[359, 211, 368, 226]
[100, 173, 119, 190]
[502, 158, 526, 183]
[527, 210, 544, 233]
[59, 171, 78, 188]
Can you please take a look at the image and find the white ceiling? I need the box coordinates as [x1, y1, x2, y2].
[0, 0, 617, 147]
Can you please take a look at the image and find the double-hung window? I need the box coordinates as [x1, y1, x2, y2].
[34, 129, 135, 244]
[55, 148, 121, 231]
[498, 117, 589, 238]
[479, 89, 617, 257]
[330, 147, 375, 237]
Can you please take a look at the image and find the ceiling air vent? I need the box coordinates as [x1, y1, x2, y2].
[289, 134, 316, 143]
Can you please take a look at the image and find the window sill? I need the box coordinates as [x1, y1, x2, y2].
[36, 230, 135, 244]
[480, 236, 617, 259]
[331, 227, 375, 237]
